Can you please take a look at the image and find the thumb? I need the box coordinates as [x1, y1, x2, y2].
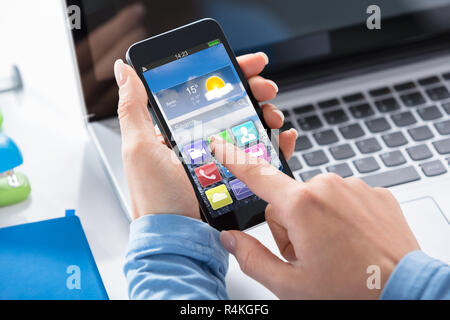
[220, 230, 294, 296]
[114, 59, 156, 144]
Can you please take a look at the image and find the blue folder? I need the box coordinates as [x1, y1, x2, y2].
[0, 210, 108, 300]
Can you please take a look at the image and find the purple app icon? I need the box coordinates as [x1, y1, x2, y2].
[229, 179, 253, 200]
[184, 140, 211, 164]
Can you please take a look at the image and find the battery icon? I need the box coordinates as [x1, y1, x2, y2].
[208, 39, 220, 47]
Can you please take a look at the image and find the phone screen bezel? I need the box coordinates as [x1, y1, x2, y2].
[126, 18, 294, 231]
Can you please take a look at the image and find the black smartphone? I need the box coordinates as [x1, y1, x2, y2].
[127, 18, 294, 231]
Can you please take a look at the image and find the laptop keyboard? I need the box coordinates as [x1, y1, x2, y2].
[283, 71, 450, 188]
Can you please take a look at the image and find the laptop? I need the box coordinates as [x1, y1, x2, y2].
[65, 0, 450, 272]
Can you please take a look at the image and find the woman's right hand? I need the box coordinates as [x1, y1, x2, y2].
[210, 137, 420, 299]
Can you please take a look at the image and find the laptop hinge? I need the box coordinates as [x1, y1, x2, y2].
[270, 34, 450, 93]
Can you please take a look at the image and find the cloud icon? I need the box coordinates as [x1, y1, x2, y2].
[212, 192, 227, 203]
[205, 76, 234, 101]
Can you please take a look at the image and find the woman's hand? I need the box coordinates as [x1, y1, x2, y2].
[210, 137, 420, 299]
[114, 53, 297, 220]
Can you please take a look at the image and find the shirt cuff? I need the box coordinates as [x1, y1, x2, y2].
[380, 250, 445, 300]
[126, 214, 229, 277]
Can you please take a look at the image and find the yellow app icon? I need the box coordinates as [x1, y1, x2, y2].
[205, 184, 233, 210]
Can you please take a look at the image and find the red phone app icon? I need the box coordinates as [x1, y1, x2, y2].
[195, 163, 222, 187]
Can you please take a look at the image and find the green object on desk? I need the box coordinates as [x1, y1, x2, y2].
[0, 172, 31, 207]
[0, 133, 31, 207]
[0, 109, 3, 131]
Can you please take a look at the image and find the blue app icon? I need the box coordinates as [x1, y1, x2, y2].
[219, 164, 233, 178]
[231, 121, 259, 147]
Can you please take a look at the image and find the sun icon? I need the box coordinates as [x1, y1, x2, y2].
[206, 76, 226, 91]
[205, 75, 233, 101]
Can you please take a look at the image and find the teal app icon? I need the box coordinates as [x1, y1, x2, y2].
[231, 121, 259, 147]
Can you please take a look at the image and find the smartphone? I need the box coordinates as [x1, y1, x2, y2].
[127, 19, 294, 231]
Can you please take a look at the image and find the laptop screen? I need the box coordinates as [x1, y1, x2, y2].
[67, 0, 450, 121]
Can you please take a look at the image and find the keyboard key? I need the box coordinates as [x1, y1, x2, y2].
[342, 93, 364, 104]
[391, 111, 417, 127]
[362, 166, 420, 187]
[297, 115, 323, 131]
[426, 86, 450, 101]
[323, 109, 348, 125]
[303, 150, 329, 166]
[375, 97, 400, 113]
[380, 151, 406, 167]
[295, 135, 313, 151]
[400, 91, 426, 106]
[365, 117, 391, 133]
[327, 163, 353, 178]
[329, 144, 355, 160]
[369, 87, 391, 97]
[420, 160, 447, 177]
[417, 105, 442, 121]
[393, 81, 416, 92]
[442, 102, 450, 114]
[356, 137, 382, 154]
[418, 76, 440, 86]
[299, 169, 322, 182]
[281, 109, 291, 118]
[313, 129, 339, 145]
[433, 138, 450, 154]
[339, 123, 365, 139]
[382, 131, 408, 148]
[406, 144, 433, 161]
[434, 119, 450, 135]
[349, 103, 374, 118]
[443, 72, 450, 80]
[353, 157, 380, 173]
[288, 156, 302, 171]
[293, 104, 314, 115]
[318, 98, 340, 109]
[408, 125, 434, 141]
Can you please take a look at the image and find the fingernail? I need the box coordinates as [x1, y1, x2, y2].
[273, 109, 285, 122]
[220, 231, 236, 254]
[257, 52, 269, 65]
[211, 135, 225, 144]
[267, 79, 279, 93]
[210, 136, 225, 152]
[290, 128, 298, 139]
[132, 3, 146, 16]
[114, 59, 127, 87]
[209, 136, 216, 152]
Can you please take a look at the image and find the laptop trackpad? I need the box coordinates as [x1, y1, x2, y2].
[400, 197, 450, 263]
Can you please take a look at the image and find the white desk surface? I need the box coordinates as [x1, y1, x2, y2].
[0, 1, 278, 299]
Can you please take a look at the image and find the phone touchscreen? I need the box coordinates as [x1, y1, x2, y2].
[142, 39, 285, 218]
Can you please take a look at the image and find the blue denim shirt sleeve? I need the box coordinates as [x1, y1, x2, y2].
[124, 215, 450, 300]
[123, 214, 229, 300]
[381, 250, 450, 300]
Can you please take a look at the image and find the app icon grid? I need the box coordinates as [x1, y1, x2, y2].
[183, 117, 282, 217]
